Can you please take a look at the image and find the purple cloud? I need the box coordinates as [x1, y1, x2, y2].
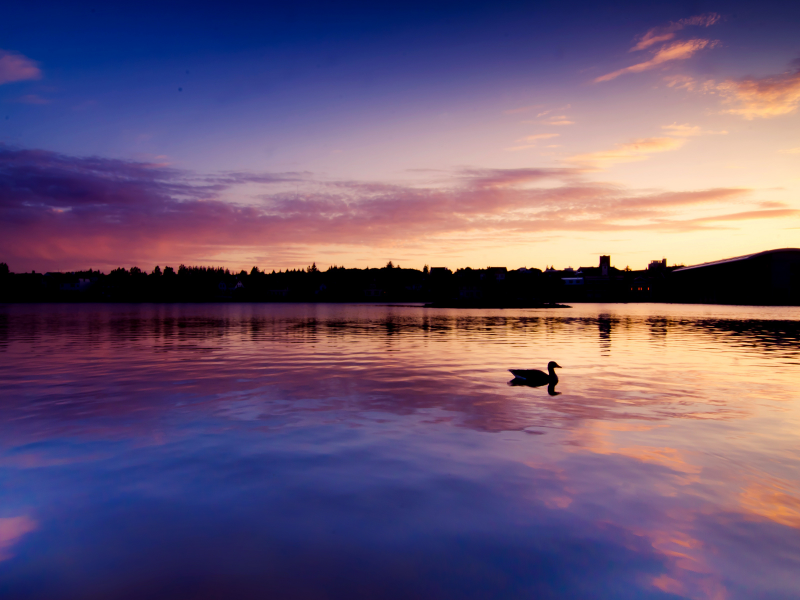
[0, 146, 793, 271]
[0, 50, 41, 85]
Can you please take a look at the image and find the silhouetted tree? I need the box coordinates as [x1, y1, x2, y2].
[250, 266, 261, 276]
[0, 262, 8, 277]
[164, 266, 175, 277]
[152, 265, 162, 277]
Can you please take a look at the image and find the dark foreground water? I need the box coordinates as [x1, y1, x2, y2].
[0, 303, 798, 599]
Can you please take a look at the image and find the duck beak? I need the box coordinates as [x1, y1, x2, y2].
[554, 363, 562, 368]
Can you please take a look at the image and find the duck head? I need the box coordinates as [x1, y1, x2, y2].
[548, 361, 562, 370]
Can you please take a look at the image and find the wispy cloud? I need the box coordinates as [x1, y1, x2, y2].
[523, 115, 575, 126]
[596, 39, 718, 83]
[662, 123, 702, 136]
[545, 116, 575, 125]
[565, 137, 686, 167]
[0, 516, 37, 561]
[506, 133, 561, 152]
[631, 13, 720, 52]
[716, 68, 800, 119]
[520, 105, 574, 126]
[664, 74, 697, 91]
[520, 133, 560, 142]
[661, 123, 727, 136]
[0, 146, 790, 271]
[0, 50, 41, 85]
[506, 133, 561, 150]
[596, 15, 720, 84]
[689, 208, 799, 222]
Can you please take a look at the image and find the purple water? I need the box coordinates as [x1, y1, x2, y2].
[0, 303, 799, 599]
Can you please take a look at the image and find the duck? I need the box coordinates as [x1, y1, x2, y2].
[509, 361, 561, 386]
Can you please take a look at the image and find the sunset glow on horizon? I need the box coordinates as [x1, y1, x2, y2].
[1, 1, 799, 273]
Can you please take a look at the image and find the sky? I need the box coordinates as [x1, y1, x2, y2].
[1, 0, 799, 273]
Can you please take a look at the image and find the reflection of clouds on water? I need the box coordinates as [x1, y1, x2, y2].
[0, 303, 798, 598]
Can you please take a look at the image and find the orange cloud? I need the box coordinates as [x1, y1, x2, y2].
[662, 123, 702, 136]
[716, 69, 800, 119]
[664, 74, 697, 90]
[565, 137, 686, 167]
[596, 39, 718, 83]
[0, 50, 41, 85]
[523, 115, 575, 126]
[519, 133, 560, 141]
[631, 13, 720, 52]
[739, 481, 800, 528]
[690, 208, 800, 222]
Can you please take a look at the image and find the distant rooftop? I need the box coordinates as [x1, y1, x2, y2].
[673, 248, 800, 273]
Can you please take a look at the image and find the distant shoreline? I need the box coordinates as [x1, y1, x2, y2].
[424, 302, 571, 309]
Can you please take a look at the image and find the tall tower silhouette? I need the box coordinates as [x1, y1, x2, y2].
[599, 255, 610, 277]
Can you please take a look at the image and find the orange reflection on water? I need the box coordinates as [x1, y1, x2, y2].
[739, 480, 800, 528]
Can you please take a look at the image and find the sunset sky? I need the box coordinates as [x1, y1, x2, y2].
[1, 0, 799, 273]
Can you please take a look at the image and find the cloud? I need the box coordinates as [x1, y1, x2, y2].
[506, 133, 560, 150]
[0, 146, 789, 271]
[455, 167, 576, 188]
[689, 208, 800, 222]
[545, 117, 575, 125]
[716, 68, 800, 119]
[0, 516, 37, 561]
[0, 50, 41, 85]
[631, 13, 720, 52]
[661, 123, 727, 136]
[596, 39, 718, 83]
[520, 134, 560, 141]
[565, 137, 686, 167]
[523, 115, 575, 126]
[664, 75, 697, 91]
[662, 123, 702, 136]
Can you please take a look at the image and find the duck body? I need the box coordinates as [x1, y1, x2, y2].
[509, 361, 561, 386]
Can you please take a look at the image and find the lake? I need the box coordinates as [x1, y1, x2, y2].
[0, 303, 798, 599]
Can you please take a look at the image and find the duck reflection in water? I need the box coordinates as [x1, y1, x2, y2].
[508, 361, 562, 396]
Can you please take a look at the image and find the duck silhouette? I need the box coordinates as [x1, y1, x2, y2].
[509, 361, 561, 386]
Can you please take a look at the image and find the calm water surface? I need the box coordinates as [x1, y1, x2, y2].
[0, 303, 799, 599]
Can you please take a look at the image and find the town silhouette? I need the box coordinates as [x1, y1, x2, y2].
[2, 248, 799, 306]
